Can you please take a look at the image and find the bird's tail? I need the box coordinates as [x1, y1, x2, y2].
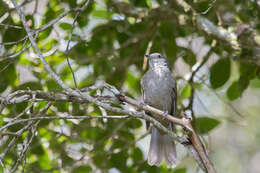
[148, 127, 177, 166]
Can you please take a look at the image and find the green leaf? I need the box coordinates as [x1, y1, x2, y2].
[165, 39, 177, 65]
[77, 2, 93, 28]
[38, 27, 52, 40]
[238, 76, 249, 92]
[182, 52, 196, 66]
[111, 151, 128, 171]
[46, 79, 63, 91]
[159, 21, 174, 39]
[92, 10, 109, 19]
[82, 126, 105, 140]
[119, 130, 135, 141]
[0, 63, 17, 92]
[3, 28, 25, 48]
[17, 82, 42, 90]
[72, 166, 92, 173]
[239, 62, 257, 79]
[173, 167, 187, 173]
[63, 0, 77, 8]
[227, 81, 240, 100]
[112, 139, 125, 149]
[227, 76, 249, 100]
[210, 58, 230, 89]
[93, 152, 107, 167]
[130, 0, 148, 7]
[61, 154, 74, 166]
[181, 83, 191, 98]
[132, 148, 143, 162]
[250, 78, 260, 88]
[195, 117, 220, 134]
[31, 142, 45, 155]
[126, 119, 142, 129]
[53, 102, 69, 112]
[59, 23, 72, 30]
[125, 70, 140, 94]
[38, 151, 52, 170]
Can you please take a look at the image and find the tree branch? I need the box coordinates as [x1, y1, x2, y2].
[0, 115, 129, 133]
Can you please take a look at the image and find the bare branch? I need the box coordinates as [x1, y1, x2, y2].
[0, 40, 31, 62]
[65, 0, 91, 88]
[0, 115, 129, 132]
[200, 0, 217, 14]
[10, 128, 35, 173]
[196, 15, 240, 51]
[0, 23, 23, 29]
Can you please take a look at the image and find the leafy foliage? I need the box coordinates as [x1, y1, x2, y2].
[0, 0, 260, 172]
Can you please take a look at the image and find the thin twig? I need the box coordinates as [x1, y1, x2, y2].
[0, 61, 13, 73]
[0, 23, 23, 29]
[64, 0, 91, 88]
[10, 130, 33, 173]
[11, 118, 41, 173]
[201, 0, 217, 15]
[0, 39, 30, 62]
[0, 4, 85, 46]
[142, 40, 153, 71]
[185, 53, 211, 119]
[0, 34, 28, 45]
[0, 115, 129, 132]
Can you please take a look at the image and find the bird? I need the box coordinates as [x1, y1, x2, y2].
[141, 53, 177, 166]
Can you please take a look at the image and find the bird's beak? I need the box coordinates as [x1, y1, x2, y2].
[144, 54, 150, 58]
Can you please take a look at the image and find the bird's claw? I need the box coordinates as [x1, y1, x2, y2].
[162, 110, 168, 120]
[139, 100, 146, 107]
[163, 110, 168, 117]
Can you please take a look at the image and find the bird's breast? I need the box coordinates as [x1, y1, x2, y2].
[142, 73, 173, 110]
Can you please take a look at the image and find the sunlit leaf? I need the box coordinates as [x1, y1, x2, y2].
[59, 23, 72, 30]
[181, 83, 191, 98]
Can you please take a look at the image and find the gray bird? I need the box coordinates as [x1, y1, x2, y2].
[141, 53, 177, 166]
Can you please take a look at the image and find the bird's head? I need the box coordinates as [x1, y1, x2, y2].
[145, 53, 170, 69]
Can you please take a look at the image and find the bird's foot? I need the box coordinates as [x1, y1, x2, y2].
[162, 110, 168, 120]
[139, 100, 146, 107]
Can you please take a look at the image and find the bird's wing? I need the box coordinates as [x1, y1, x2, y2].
[140, 74, 149, 103]
[140, 78, 145, 101]
[171, 77, 177, 117]
[141, 75, 151, 129]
